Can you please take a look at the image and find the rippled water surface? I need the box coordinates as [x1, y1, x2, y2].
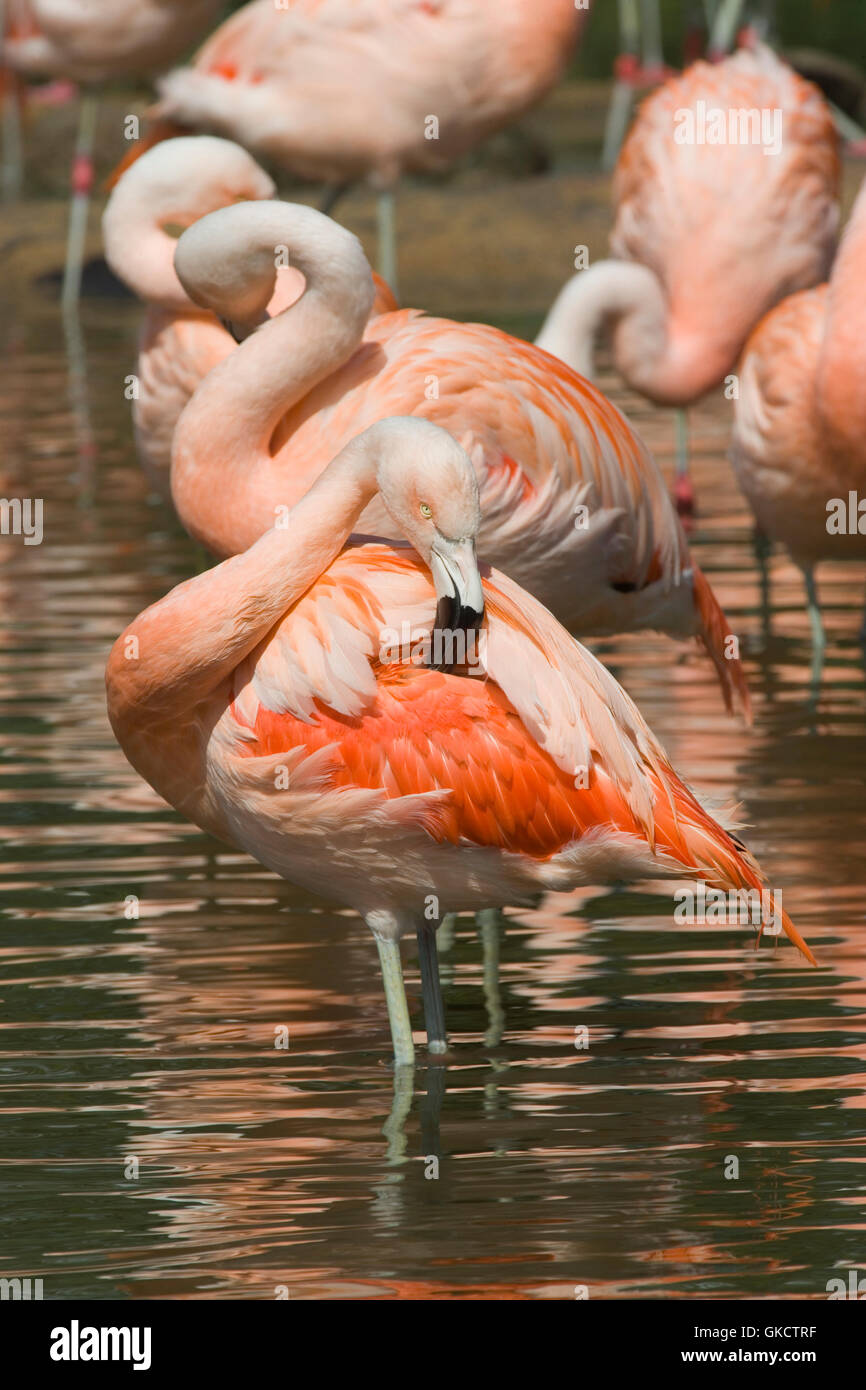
[2, 291, 865, 1301]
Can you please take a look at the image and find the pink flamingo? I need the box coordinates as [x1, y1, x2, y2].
[161, 198, 751, 716]
[1, 0, 224, 306]
[730, 174, 866, 680]
[102, 135, 398, 488]
[536, 44, 840, 515]
[147, 0, 588, 290]
[106, 413, 814, 1066]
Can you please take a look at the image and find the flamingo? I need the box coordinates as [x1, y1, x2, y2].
[102, 134, 398, 489]
[145, 0, 588, 292]
[536, 43, 840, 516]
[730, 173, 866, 681]
[0, 0, 224, 307]
[158, 198, 752, 717]
[106, 413, 814, 1068]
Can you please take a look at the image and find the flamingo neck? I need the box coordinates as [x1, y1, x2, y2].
[815, 182, 866, 456]
[171, 210, 374, 555]
[102, 193, 192, 311]
[536, 260, 668, 386]
[536, 259, 733, 406]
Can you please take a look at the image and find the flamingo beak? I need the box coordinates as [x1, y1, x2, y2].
[429, 538, 485, 671]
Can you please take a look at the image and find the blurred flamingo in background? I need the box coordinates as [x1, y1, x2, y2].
[106, 415, 813, 1066]
[145, 0, 588, 291]
[1, 0, 224, 307]
[731, 173, 866, 681]
[164, 199, 752, 715]
[536, 44, 840, 516]
[102, 135, 397, 489]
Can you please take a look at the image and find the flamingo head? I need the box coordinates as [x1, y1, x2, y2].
[103, 136, 275, 310]
[370, 418, 485, 644]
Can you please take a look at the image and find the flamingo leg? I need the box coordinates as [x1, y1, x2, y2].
[708, 0, 746, 57]
[374, 933, 415, 1068]
[1, 66, 23, 204]
[381, 1063, 414, 1165]
[753, 525, 772, 644]
[62, 91, 99, 312]
[377, 188, 397, 297]
[477, 908, 505, 1047]
[673, 409, 695, 517]
[416, 920, 447, 1054]
[639, 0, 663, 74]
[802, 566, 825, 687]
[602, 0, 641, 171]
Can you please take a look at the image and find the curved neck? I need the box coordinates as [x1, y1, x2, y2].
[536, 259, 733, 405]
[171, 209, 374, 554]
[109, 430, 384, 743]
[536, 259, 667, 383]
[102, 191, 191, 310]
[815, 181, 866, 455]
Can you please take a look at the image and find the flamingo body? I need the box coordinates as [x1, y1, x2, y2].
[153, 0, 584, 187]
[730, 176, 866, 653]
[3, 0, 224, 85]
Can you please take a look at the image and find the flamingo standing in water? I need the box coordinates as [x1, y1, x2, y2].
[1, 0, 224, 307]
[106, 412, 814, 1067]
[730, 174, 866, 680]
[156, 198, 751, 716]
[146, 0, 587, 291]
[102, 135, 397, 488]
[536, 44, 840, 515]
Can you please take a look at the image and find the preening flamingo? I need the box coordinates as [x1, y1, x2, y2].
[730, 173, 866, 679]
[1, 0, 224, 305]
[164, 198, 751, 716]
[536, 44, 840, 514]
[147, 0, 587, 290]
[106, 416, 814, 1066]
[102, 134, 400, 488]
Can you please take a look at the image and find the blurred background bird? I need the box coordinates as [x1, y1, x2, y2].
[133, 0, 589, 293]
[1, 0, 224, 307]
[536, 43, 840, 519]
[731, 171, 866, 682]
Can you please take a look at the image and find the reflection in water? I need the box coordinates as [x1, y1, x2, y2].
[0, 300, 864, 1300]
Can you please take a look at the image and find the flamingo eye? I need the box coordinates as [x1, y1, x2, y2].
[419, 502, 432, 519]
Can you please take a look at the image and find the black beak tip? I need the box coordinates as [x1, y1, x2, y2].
[429, 596, 485, 673]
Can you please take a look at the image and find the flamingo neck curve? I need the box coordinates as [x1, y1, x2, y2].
[170, 202, 376, 554]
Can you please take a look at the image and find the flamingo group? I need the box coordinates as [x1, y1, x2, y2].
[106, 410, 813, 1065]
[83, 8, 840, 1068]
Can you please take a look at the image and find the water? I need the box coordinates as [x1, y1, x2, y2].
[1, 291, 865, 1302]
